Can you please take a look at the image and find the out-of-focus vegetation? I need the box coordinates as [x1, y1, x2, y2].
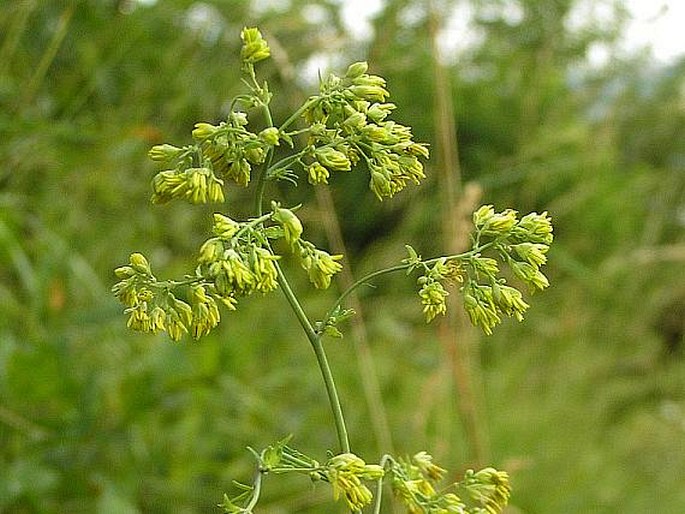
[0, 0, 683, 513]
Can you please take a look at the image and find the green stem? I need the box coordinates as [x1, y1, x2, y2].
[373, 455, 394, 514]
[244, 471, 263, 512]
[254, 104, 274, 215]
[266, 152, 306, 175]
[273, 261, 351, 453]
[251, 90, 351, 454]
[279, 96, 320, 132]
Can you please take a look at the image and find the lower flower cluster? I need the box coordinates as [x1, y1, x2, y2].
[219, 442, 512, 514]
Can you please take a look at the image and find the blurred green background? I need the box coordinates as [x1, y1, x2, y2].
[1, 0, 684, 512]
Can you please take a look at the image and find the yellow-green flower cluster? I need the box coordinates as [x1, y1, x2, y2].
[388, 454, 511, 514]
[271, 203, 303, 248]
[461, 206, 552, 334]
[151, 166, 225, 204]
[301, 61, 429, 199]
[197, 217, 280, 299]
[147, 106, 280, 206]
[112, 253, 227, 341]
[474, 205, 553, 246]
[409, 206, 552, 334]
[324, 453, 384, 512]
[461, 467, 512, 514]
[240, 26, 270, 64]
[414, 257, 464, 323]
[472, 206, 552, 292]
[267, 204, 343, 289]
[294, 240, 343, 290]
[192, 113, 269, 188]
[389, 453, 466, 514]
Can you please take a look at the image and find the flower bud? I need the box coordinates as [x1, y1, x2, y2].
[343, 111, 367, 130]
[229, 111, 249, 126]
[244, 146, 266, 164]
[148, 144, 182, 162]
[208, 180, 225, 203]
[366, 102, 396, 122]
[487, 209, 518, 233]
[213, 213, 240, 239]
[307, 162, 330, 185]
[473, 205, 495, 228]
[517, 211, 554, 244]
[173, 298, 193, 327]
[240, 27, 271, 63]
[114, 265, 135, 279]
[513, 242, 548, 267]
[315, 147, 351, 172]
[192, 122, 219, 140]
[349, 84, 390, 102]
[363, 124, 397, 144]
[369, 169, 391, 200]
[199, 238, 224, 263]
[272, 204, 303, 247]
[129, 253, 151, 275]
[258, 127, 280, 146]
[345, 61, 368, 79]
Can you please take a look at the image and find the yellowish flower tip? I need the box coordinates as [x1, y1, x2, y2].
[129, 252, 151, 275]
[148, 143, 182, 162]
[258, 127, 280, 146]
[192, 122, 219, 140]
[271, 203, 303, 247]
[412, 451, 447, 481]
[465, 467, 512, 513]
[345, 61, 369, 79]
[307, 162, 330, 185]
[240, 27, 270, 64]
[325, 453, 380, 512]
[213, 213, 240, 239]
[315, 147, 352, 172]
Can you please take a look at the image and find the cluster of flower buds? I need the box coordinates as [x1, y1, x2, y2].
[240, 26, 270, 64]
[197, 214, 280, 299]
[301, 61, 429, 199]
[150, 165, 225, 204]
[461, 467, 512, 514]
[415, 258, 463, 322]
[389, 452, 465, 513]
[269, 203, 344, 289]
[388, 453, 511, 514]
[324, 453, 385, 512]
[147, 110, 280, 205]
[406, 206, 553, 334]
[294, 240, 343, 290]
[220, 441, 510, 514]
[111, 253, 227, 341]
[113, 201, 347, 341]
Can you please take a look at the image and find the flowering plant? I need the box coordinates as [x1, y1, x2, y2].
[113, 27, 553, 513]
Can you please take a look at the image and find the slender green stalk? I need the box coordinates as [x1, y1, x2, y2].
[244, 471, 263, 512]
[273, 261, 351, 453]
[323, 246, 491, 326]
[373, 455, 393, 514]
[324, 264, 408, 325]
[279, 96, 320, 132]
